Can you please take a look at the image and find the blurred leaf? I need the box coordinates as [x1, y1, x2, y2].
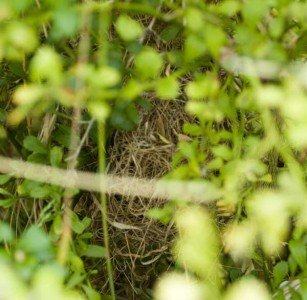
[50, 146, 63, 167]
[288, 254, 298, 276]
[146, 206, 172, 224]
[212, 145, 233, 161]
[83, 245, 106, 258]
[223, 277, 271, 300]
[13, 84, 44, 106]
[121, 79, 144, 100]
[18, 225, 53, 260]
[160, 24, 181, 43]
[273, 261, 289, 288]
[88, 102, 111, 122]
[0, 198, 17, 208]
[289, 240, 306, 270]
[9, 0, 34, 12]
[116, 15, 144, 41]
[54, 125, 80, 148]
[0, 222, 14, 243]
[242, 0, 270, 26]
[110, 101, 139, 131]
[0, 262, 28, 299]
[183, 123, 203, 136]
[185, 8, 204, 32]
[134, 48, 163, 79]
[156, 76, 179, 100]
[23, 136, 48, 154]
[0, 187, 12, 196]
[216, 0, 241, 16]
[93, 66, 121, 88]
[67, 271, 86, 289]
[51, 8, 79, 39]
[184, 34, 207, 62]
[82, 284, 101, 300]
[0, 175, 11, 185]
[7, 22, 38, 53]
[30, 46, 62, 84]
[71, 212, 91, 234]
[174, 206, 220, 282]
[204, 25, 227, 59]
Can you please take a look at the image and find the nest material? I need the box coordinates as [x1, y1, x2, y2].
[91, 97, 193, 298]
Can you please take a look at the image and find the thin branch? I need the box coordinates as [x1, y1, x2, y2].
[0, 155, 222, 203]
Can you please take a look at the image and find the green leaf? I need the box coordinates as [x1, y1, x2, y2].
[121, 79, 144, 100]
[13, 84, 44, 106]
[0, 175, 11, 185]
[0, 222, 14, 243]
[50, 214, 63, 238]
[82, 284, 101, 300]
[184, 34, 207, 62]
[71, 212, 91, 234]
[289, 240, 306, 270]
[23, 135, 48, 154]
[160, 24, 181, 43]
[0, 187, 12, 196]
[83, 245, 106, 258]
[185, 74, 219, 100]
[273, 261, 289, 288]
[51, 8, 79, 39]
[179, 142, 196, 161]
[30, 186, 51, 199]
[146, 207, 172, 224]
[81, 217, 91, 231]
[93, 66, 121, 88]
[0, 198, 17, 208]
[156, 76, 179, 100]
[50, 146, 63, 167]
[242, 0, 270, 26]
[110, 101, 139, 131]
[30, 46, 62, 84]
[185, 8, 204, 32]
[88, 102, 111, 122]
[9, 0, 34, 12]
[54, 125, 80, 148]
[183, 123, 203, 136]
[7, 23, 38, 53]
[212, 145, 233, 161]
[216, 0, 241, 16]
[18, 225, 53, 260]
[204, 25, 226, 59]
[134, 48, 163, 79]
[116, 15, 144, 41]
[66, 271, 86, 289]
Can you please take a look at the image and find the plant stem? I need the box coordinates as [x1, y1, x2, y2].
[98, 121, 116, 300]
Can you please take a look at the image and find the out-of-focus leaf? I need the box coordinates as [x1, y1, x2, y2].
[23, 136, 48, 154]
[83, 245, 106, 258]
[116, 15, 144, 41]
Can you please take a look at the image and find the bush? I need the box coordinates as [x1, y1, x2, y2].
[1, 0, 307, 299]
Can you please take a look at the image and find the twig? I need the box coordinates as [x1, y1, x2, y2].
[0, 155, 222, 203]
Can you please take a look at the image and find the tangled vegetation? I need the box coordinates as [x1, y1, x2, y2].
[1, 0, 307, 299]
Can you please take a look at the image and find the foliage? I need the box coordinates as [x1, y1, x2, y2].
[1, 0, 307, 299]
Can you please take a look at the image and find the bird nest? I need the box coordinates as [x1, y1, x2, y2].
[89, 96, 193, 299]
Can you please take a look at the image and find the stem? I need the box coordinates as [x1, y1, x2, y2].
[98, 121, 115, 299]
[57, 1, 91, 265]
[97, 1, 116, 298]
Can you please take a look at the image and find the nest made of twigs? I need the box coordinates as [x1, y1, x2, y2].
[87, 96, 193, 299]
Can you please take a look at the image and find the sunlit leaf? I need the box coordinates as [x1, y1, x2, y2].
[116, 15, 144, 41]
[156, 76, 179, 100]
[134, 48, 163, 79]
